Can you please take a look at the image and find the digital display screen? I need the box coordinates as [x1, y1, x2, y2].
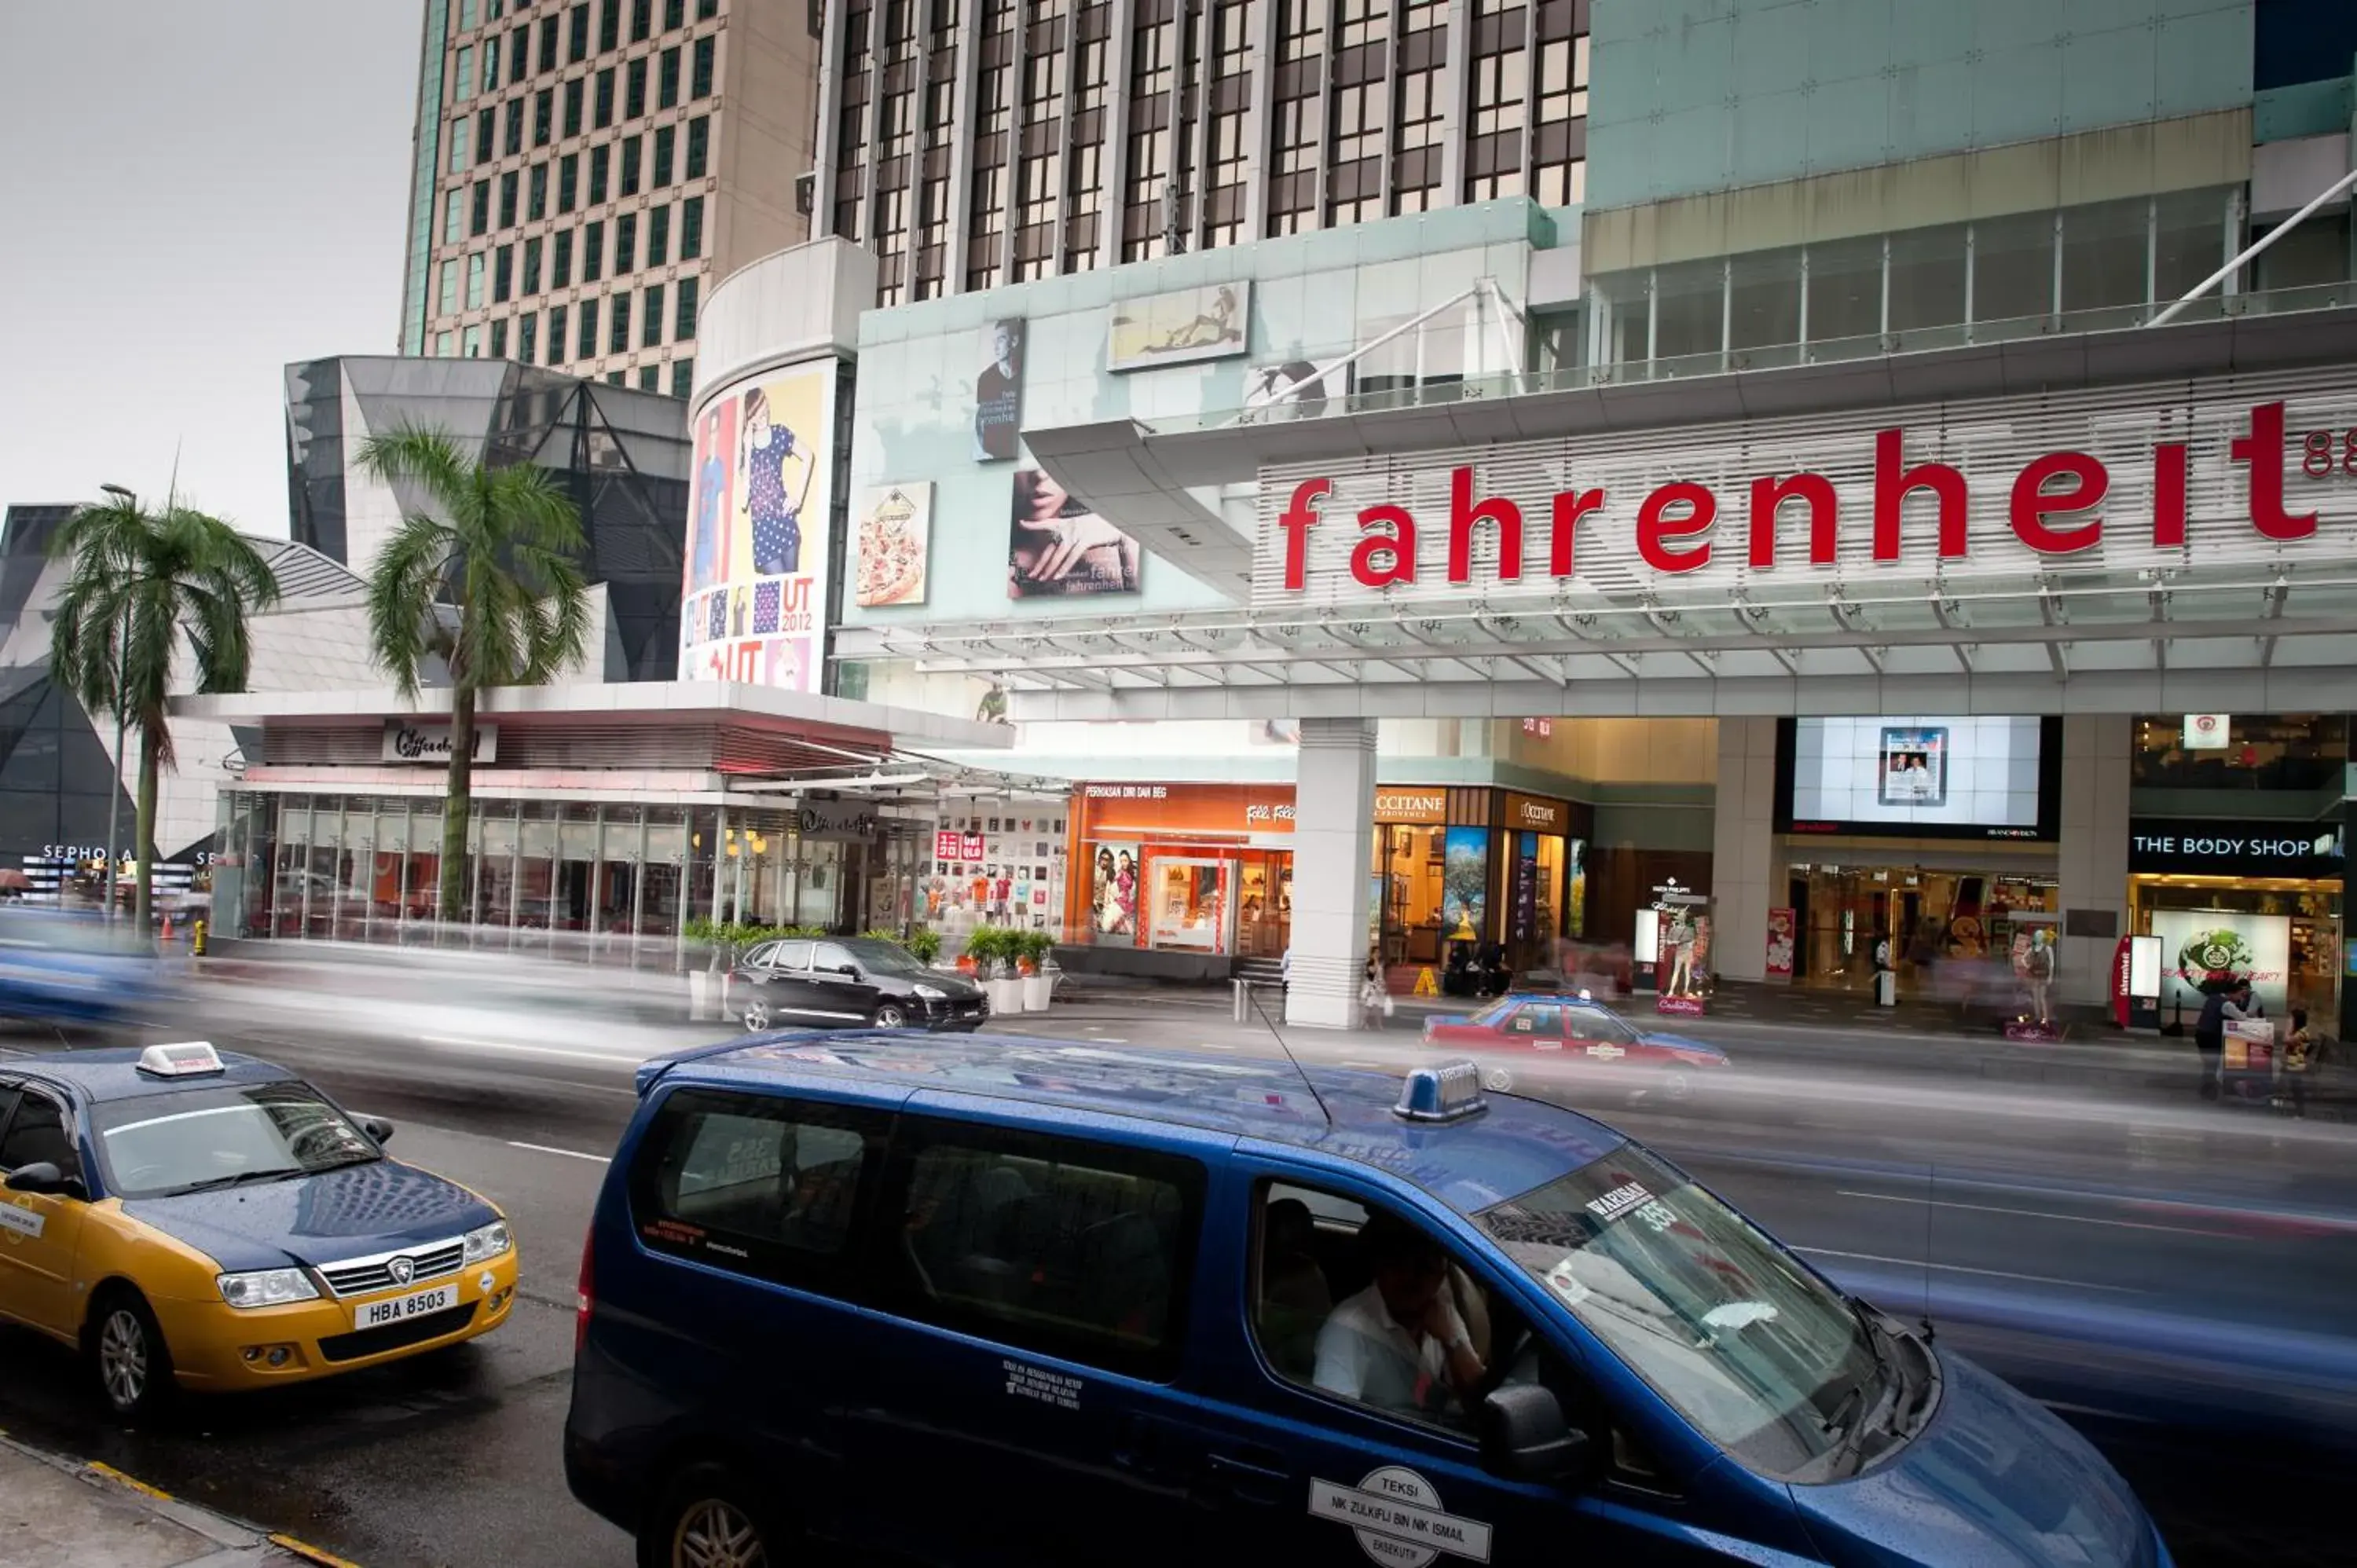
[1777, 716, 2061, 841]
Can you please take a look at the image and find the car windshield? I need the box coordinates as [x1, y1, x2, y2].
[1469, 997, 1519, 1026]
[92, 1082, 381, 1199]
[1472, 1142, 1882, 1480]
[845, 940, 929, 976]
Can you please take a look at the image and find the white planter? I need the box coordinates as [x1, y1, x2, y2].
[687, 969, 713, 1021]
[1021, 973, 1052, 1011]
[988, 976, 1023, 1015]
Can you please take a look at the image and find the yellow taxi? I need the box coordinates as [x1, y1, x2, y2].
[0, 1042, 519, 1416]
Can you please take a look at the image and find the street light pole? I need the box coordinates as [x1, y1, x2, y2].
[97, 483, 135, 925]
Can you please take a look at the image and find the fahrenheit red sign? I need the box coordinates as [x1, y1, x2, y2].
[1274, 402, 2318, 592]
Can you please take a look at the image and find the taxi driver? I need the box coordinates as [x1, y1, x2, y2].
[1313, 1214, 1486, 1420]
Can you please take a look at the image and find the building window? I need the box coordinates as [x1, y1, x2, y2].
[654, 123, 676, 185]
[460, 0, 479, 32]
[523, 235, 544, 294]
[647, 203, 672, 265]
[548, 302, 568, 362]
[471, 179, 491, 235]
[490, 317, 509, 357]
[454, 46, 475, 101]
[520, 311, 539, 362]
[511, 24, 530, 83]
[681, 194, 703, 259]
[578, 296, 600, 357]
[504, 96, 525, 156]
[621, 136, 643, 196]
[615, 212, 637, 273]
[584, 218, 607, 281]
[494, 243, 515, 302]
[538, 13, 561, 71]
[685, 115, 709, 178]
[449, 115, 471, 172]
[436, 329, 454, 357]
[482, 36, 502, 91]
[967, 159, 1005, 285]
[464, 321, 485, 357]
[671, 358, 695, 397]
[632, 0, 652, 42]
[564, 76, 585, 136]
[595, 66, 615, 128]
[438, 258, 459, 314]
[466, 252, 487, 309]
[535, 86, 554, 144]
[590, 143, 611, 203]
[499, 169, 520, 227]
[640, 364, 662, 390]
[691, 34, 714, 97]
[659, 45, 680, 108]
[444, 187, 467, 243]
[600, 0, 621, 50]
[675, 275, 698, 339]
[626, 56, 647, 118]
[569, 2, 590, 61]
[665, 0, 684, 24]
[559, 152, 579, 211]
[529, 161, 548, 219]
[610, 291, 632, 352]
[643, 283, 666, 345]
[698, 0, 716, 17]
[553, 228, 575, 287]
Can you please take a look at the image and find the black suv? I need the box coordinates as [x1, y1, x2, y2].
[731, 937, 986, 1032]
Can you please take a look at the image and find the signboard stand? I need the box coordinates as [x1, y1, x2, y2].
[1643, 879, 1710, 1016]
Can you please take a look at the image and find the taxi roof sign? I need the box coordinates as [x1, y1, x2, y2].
[136, 1042, 225, 1079]
[1395, 1060, 1487, 1123]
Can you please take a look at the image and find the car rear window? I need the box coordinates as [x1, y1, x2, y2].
[629, 1089, 888, 1288]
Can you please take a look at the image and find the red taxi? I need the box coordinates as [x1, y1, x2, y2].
[1421, 991, 1729, 1101]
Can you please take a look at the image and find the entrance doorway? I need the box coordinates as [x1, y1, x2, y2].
[1790, 863, 2058, 998]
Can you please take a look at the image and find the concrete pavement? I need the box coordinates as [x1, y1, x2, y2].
[0, 1431, 359, 1568]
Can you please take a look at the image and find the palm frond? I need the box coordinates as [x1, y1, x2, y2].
[365, 512, 458, 697]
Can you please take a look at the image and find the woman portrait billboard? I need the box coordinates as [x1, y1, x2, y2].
[1009, 469, 1142, 599]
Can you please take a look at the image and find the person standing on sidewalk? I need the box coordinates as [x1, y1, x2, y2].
[2194, 984, 2252, 1101]
[1359, 958, 1390, 1031]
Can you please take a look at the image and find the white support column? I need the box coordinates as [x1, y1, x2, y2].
[1710, 716, 1778, 984]
[1286, 716, 1379, 1029]
[2057, 714, 2132, 1008]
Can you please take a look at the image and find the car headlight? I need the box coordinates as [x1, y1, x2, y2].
[461, 1220, 513, 1263]
[217, 1267, 320, 1309]
[912, 984, 946, 1000]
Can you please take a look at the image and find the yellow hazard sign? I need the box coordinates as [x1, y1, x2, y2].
[1413, 967, 1439, 998]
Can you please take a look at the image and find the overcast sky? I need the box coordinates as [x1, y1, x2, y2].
[0, 2, 422, 539]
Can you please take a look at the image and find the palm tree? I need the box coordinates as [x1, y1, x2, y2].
[357, 425, 592, 922]
[49, 496, 282, 930]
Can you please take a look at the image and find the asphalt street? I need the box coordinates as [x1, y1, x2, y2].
[2, 980, 2352, 1567]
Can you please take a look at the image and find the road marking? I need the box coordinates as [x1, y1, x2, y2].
[269, 1534, 369, 1568]
[1084, 1033, 1131, 1042]
[87, 1461, 174, 1502]
[1794, 1246, 2143, 1292]
[507, 1140, 610, 1163]
[1340, 1060, 1384, 1069]
[1835, 1189, 2236, 1237]
[1196, 1041, 1236, 1051]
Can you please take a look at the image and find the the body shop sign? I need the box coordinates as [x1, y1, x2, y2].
[1257, 372, 2357, 606]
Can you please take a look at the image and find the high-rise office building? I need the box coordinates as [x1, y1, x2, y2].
[398, 0, 825, 396]
[813, 0, 1591, 305]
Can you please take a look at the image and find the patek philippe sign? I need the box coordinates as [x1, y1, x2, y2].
[383, 722, 498, 764]
[2128, 819, 2344, 877]
[1255, 369, 2357, 607]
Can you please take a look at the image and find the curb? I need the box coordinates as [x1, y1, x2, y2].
[0, 1429, 362, 1567]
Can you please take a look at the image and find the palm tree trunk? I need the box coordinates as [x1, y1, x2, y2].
[134, 727, 161, 935]
[438, 687, 478, 922]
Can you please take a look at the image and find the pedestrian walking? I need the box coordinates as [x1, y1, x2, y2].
[1359, 959, 1391, 1031]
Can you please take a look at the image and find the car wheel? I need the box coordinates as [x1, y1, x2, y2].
[1659, 1065, 1696, 1104]
[873, 1002, 909, 1029]
[640, 1464, 783, 1568]
[90, 1288, 172, 1421]
[740, 998, 772, 1032]
[1483, 1066, 1514, 1093]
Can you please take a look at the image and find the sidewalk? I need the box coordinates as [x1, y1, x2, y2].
[0, 1431, 357, 1568]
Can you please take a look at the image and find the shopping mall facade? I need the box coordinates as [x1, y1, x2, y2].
[182, 2, 2357, 1035]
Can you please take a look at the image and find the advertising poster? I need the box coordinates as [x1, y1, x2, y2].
[1442, 826, 1490, 942]
[680, 362, 837, 692]
[1088, 841, 1140, 940]
[854, 482, 933, 608]
[1565, 838, 1587, 938]
[1009, 469, 1142, 599]
[1511, 832, 1539, 943]
[1877, 726, 1948, 807]
[2183, 713, 2230, 749]
[974, 318, 1025, 462]
[1765, 907, 1797, 980]
[2150, 907, 2294, 1017]
[1109, 282, 1251, 372]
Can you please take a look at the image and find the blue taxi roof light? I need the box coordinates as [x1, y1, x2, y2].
[1395, 1060, 1488, 1123]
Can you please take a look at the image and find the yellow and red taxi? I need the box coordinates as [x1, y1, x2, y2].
[0, 1042, 518, 1416]
[1422, 992, 1731, 1102]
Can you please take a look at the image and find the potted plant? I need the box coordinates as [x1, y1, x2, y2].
[905, 926, 944, 967]
[1018, 929, 1056, 1011]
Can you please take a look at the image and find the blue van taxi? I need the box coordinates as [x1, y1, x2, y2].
[565, 1035, 2167, 1568]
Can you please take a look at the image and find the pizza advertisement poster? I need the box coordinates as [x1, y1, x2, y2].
[854, 482, 933, 608]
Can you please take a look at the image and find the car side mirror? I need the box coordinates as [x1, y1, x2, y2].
[5, 1161, 80, 1199]
[361, 1117, 395, 1146]
[1479, 1383, 1591, 1485]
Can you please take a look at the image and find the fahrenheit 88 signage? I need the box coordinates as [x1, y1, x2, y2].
[1254, 370, 2357, 606]
[681, 359, 840, 692]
